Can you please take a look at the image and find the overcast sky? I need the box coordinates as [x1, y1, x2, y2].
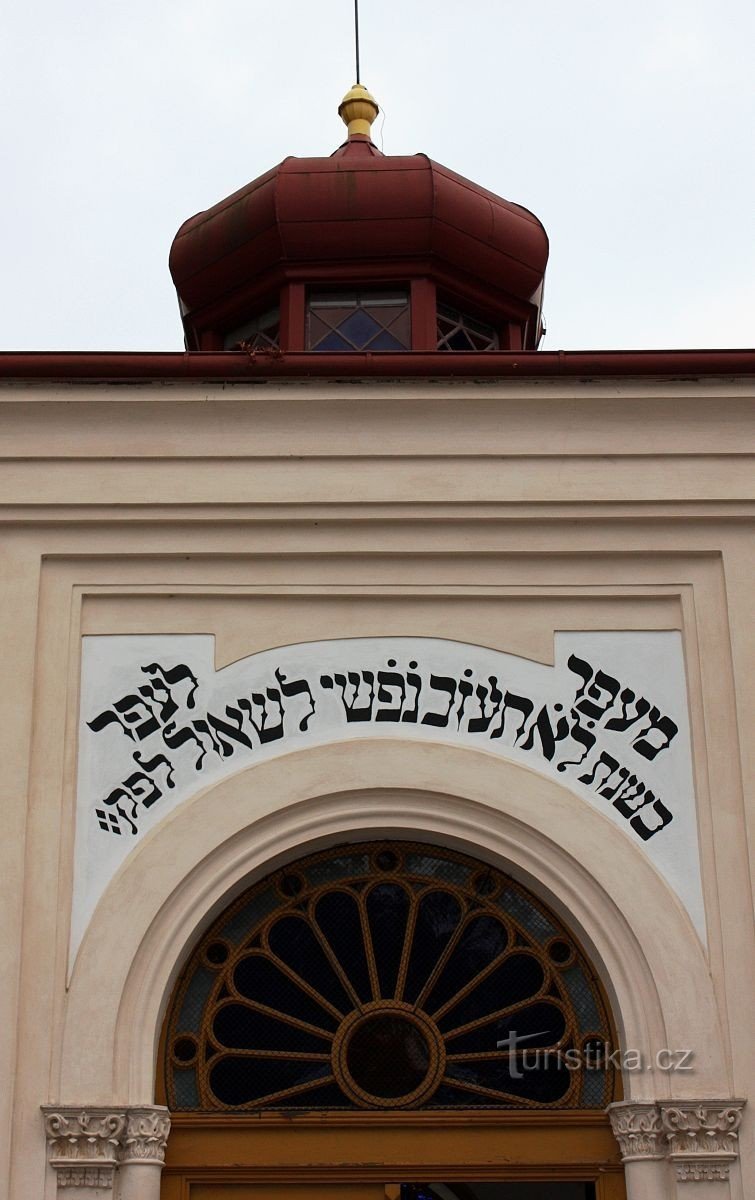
[2, 0, 753, 352]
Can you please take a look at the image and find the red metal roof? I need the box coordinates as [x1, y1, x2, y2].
[169, 138, 549, 345]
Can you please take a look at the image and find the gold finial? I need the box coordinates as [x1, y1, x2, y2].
[338, 83, 379, 139]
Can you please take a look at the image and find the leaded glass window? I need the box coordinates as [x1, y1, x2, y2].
[437, 303, 499, 351]
[224, 307, 280, 351]
[165, 841, 615, 1112]
[307, 290, 411, 351]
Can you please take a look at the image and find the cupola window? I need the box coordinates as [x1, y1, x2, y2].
[437, 303, 499, 352]
[307, 289, 411, 352]
[223, 306, 280, 351]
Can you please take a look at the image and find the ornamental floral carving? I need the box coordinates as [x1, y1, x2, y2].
[607, 1101, 665, 1161]
[608, 1098, 746, 1181]
[42, 1105, 170, 1190]
[121, 1107, 171, 1163]
[43, 1108, 125, 1165]
[661, 1101, 745, 1183]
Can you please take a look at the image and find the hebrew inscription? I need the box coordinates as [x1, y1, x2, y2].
[88, 652, 676, 843]
[73, 633, 703, 957]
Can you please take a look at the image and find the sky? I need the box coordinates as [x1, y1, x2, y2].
[2, 0, 753, 352]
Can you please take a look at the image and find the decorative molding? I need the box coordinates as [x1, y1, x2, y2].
[121, 1106, 171, 1163]
[43, 1108, 124, 1188]
[608, 1099, 746, 1182]
[661, 1100, 745, 1183]
[56, 1167, 115, 1188]
[607, 1101, 665, 1161]
[42, 1106, 170, 1189]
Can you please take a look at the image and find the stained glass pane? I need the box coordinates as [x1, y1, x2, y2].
[313, 331, 353, 352]
[176, 966, 216, 1034]
[561, 965, 602, 1034]
[495, 888, 556, 943]
[173, 1067, 199, 1108]
[581, 1067, 608, 1106]
[437, 303, 498, 352]
[340, 309, 383, 346]
[304, 852, 370, 887]
[219, 887, 278, 943]
[367, 330, 408, 351]
[307, 289, 410, 351]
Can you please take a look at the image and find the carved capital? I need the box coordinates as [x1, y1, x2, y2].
[121, 1106, 171, 1163]
[43, 1104, 171, 1191]
[42, 1108, 125, 1187]
[661, 1100, 746, 1183]
[607, 1101, 665, 1161]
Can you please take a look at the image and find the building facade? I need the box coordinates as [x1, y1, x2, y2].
[1, 87, 754, 1200]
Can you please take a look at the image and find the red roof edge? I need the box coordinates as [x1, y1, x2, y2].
[1, 349, 754, 381]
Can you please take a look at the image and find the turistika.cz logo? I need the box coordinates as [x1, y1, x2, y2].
[495, 1030, 695, 1078]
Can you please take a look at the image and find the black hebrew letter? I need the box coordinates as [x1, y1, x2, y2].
[194, 705, 255, 758]
[597, 766, 631, 801]
[632, 709, 679, 760]
[578, 750, 621, 790]
[611, 776, 649, 817]
[556, 709, 597, 772]
[630, 797, 673, 839]
[142, 662, 199, 709]
[574, 669, 621, 721]
[88, 693, 160, 741]
[121, 770, 162, 809]
[603, 688, 651, 733]
[239, 689, 286, 744]
[133, 750, 176, 790]
[375, 662, 407, 722]
[162, 721, 210, 770]
[88, 707, 135, 739]
[467, 677, 503, 734]
[520, 706, 570, 760]
[320, 671, 376, 722]
[567, 654, 594, 702]
[137, 682, 178, 726]
[421, 675, 457, 728]
[490, 691, 534, 741]
[455, 670, 475, 728]
[275, 669, 316, 732]
[95, 787, 139, 836]
[401, 662, 422, 724]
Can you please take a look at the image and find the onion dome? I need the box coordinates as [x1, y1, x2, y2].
[169, 86, 548, 352]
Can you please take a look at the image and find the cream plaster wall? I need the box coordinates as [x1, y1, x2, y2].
[0, 375, 753, 1199]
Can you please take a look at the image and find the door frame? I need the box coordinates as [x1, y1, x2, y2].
[161, 1110, 626, 1199]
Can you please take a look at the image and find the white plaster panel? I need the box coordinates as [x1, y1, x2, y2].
[72, 633, 703, 959]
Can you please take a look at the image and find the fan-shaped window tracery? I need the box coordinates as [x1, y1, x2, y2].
[164, 842, 615, 1112]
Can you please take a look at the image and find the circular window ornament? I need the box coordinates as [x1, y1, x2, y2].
[333, 1002, 446, 1108]
[164, 841, 615, 1112]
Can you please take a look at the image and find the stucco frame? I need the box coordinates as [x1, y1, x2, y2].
[56, 740, 733, 1197]
[5, 529, 750, 1199]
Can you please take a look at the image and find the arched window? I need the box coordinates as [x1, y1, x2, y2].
[164, 841, 616, 1113]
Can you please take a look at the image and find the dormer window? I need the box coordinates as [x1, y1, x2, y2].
[307, 289, 410, 352]
[437, 303, 499, 351]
